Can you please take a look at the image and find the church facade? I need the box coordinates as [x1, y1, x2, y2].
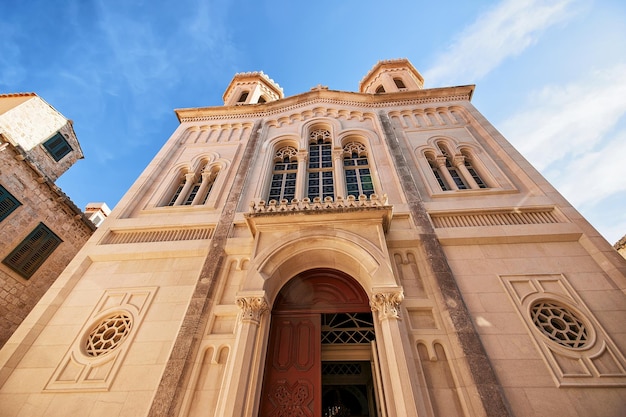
[1, 59, 625, 417]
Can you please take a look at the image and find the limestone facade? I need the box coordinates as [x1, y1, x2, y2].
[0, 94, 95, 347]
[1, 60, 625, 417]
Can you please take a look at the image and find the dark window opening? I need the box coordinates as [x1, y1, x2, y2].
[0, 185, 21, 222]
[43, 132, 72, 161]
[2, 223, 62, 279]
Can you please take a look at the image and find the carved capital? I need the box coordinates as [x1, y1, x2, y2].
[452, 155, 466, 167]
[370, 291, 404, 320]
[236, 296, 268, 325]
[434, 155, 448, 168]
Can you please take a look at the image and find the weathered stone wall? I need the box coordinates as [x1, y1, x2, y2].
[0, 144, 93, 347]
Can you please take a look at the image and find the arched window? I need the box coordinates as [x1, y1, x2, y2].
[393, 78, 406, 89]
[438, 143, 468, 189]
[462, 151, 487, 188]
[237, 91, 249, 103]
[258, 96, 267, 104]
[426, 153, 449, 191]
[375, 85, 385, 94]
[343, 142, 374, 197]
[165, 164, 219, 207]
[268, 146, 298, 201]
[307, 129, 334, 200]
[167, 177, 186, 206]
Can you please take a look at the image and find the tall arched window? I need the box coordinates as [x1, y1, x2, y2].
[426, 143, 490, 192]
[462, 151, 487, 188]
[343, 142, 374, 197]
[164, 164, 219, 207]
[307, 129, 334, 200]
[426, 153, 449, 191]
[167, 177, 186, 206]
[438, 143, 468, 189]
[268, 146, 298, 201]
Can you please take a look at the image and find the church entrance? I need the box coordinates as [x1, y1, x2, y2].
[259, 269, 380, 417]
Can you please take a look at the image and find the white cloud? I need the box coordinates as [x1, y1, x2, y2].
[500, 63, 626, 171]
[549, 129, 626, 208]
[424, 0, 579, 86]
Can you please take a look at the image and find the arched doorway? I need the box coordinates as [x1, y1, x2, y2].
[259, 268, 379, 417]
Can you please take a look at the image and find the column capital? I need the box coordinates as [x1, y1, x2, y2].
[434, 155, 448, 168]
[236, 296, 268, 325]
[452, 154, 466, 167]
[370, 291, 404, 320]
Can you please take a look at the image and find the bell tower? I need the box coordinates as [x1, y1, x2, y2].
[222, 71, 283, 106]
[359, 58, 424, 94]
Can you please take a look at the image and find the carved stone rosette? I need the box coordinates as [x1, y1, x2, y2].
[370, 291, 404, 320]
[236, 296, 268, 325]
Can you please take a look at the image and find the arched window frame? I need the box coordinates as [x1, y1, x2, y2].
[342, 141, 375, 198]
[267, 146, 299, 202]
[237, 91, 249, 104]
[306, 129, 335, 200]
[393, 77, 406, 89]
[375, 85, 385, 94]
[423, 140, 492, 192]
[162, 162, 221, 207]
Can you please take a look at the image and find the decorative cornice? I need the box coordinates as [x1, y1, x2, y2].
[175, 86, 474, 123]
[236, 296, 269, 325]
[248, 193, 388, 214]
[370, 291, 404, 320]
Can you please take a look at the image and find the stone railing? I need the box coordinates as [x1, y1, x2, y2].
[248, 194, 388, 214]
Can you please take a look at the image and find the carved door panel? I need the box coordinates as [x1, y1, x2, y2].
[260, 313, 321, 417]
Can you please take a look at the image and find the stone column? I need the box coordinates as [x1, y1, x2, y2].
[174, 172, 197, 205]
[371, 291, 423, 417]
[452, 155, 480, 189]
[435, 156, 458, 190]
[215, 295, 268, 417]
[295, 150, 308, 200]
[192, 170, 215, 205]
[333, 149, 346, 199]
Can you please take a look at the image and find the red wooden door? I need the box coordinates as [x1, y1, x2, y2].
[260, 313, 321, 417]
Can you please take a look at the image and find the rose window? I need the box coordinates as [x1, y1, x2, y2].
[85, 313, 132, 357]
[530, 301, 588, 348]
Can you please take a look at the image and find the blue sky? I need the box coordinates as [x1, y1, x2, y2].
[1, 0, 625, 244]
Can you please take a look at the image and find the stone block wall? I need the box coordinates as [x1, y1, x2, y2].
[0, 144, 94, 347]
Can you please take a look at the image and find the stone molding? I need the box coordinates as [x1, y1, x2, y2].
[248, 194, 388, 214]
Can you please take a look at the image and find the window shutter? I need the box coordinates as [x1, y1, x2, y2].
[0, 185, 21, 222]
[2, 223, 62, 279]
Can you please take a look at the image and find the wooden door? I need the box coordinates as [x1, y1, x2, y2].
[259, 313, 321, 417]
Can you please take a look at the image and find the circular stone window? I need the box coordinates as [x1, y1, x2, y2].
[530, 300, 588, 348]
[85, 313, 132, 357]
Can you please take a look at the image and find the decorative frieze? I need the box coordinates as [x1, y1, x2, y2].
[370, 291, 404, 320]
[248, 194, 388, 214]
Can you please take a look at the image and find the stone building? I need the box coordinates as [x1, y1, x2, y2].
[0, 93, 96, 347]
[1, 60, 625, 417]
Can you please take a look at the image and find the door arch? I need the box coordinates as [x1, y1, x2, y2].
[259, 268, 377, 417]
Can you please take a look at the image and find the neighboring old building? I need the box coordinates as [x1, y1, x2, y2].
[1, 60, 625, 417]
[0, 93, 95, 348]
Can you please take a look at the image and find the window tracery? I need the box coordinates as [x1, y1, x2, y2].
[307, 130, 334, 200]
[269, 146, 298, 202]
[343, 142, 374, 198]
